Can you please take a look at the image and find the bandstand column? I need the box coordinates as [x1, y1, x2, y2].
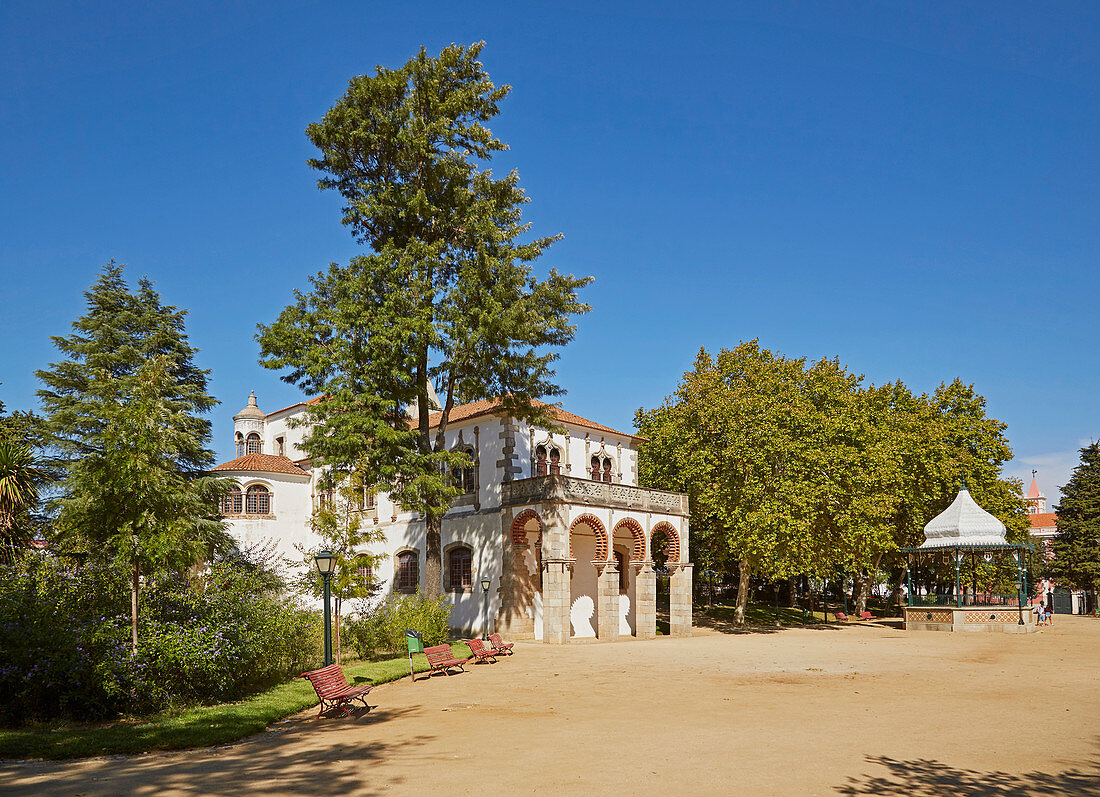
[596, 561, 620, 642]
[541, 501, 572, 644]
[670, 563, 694, 637]
[635, 562, 657, 639]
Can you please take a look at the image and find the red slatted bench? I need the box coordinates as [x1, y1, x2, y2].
[834, 612, 850, 622]
[424, 644, 470, 676]
[466, 638, 497, 664]
[488, 633, 514, 655]
[299, 664, 373, 719]
[858, 611, 874, 621]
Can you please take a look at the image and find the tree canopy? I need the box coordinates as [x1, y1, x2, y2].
[636, 340, 1027, 623]
[36, 263, 232, 651]
[1049, 442, 1100, 594]
[258, 43, 591, 594]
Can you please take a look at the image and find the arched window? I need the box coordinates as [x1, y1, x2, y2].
[536, 444, 561, 477]
[447, 545, 473, 591]
[246, 484, 271, 514]
[450, 447, 476, 494]
[591, 455, 613, 483]
[246, 433, 262, 455]
[235, 433, 244, 458]
[221, 485, 242, 515]
[396, 551, 419, 593]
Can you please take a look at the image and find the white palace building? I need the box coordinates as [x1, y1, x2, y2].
[212, 392, 693, 643]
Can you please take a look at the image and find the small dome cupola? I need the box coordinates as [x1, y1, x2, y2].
[234, 391, 265, 422]
[920, 485, 1007, 549]
[233, 392, 266, 455]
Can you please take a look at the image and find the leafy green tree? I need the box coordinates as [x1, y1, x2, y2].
[258, 43, 590, 595]
[639, 342, 1029, 623]
[1049, 442, 1100, 599]
[37, 264, 232, 652]
[637, 342, 825, 625]
[298, 469, 386, 663]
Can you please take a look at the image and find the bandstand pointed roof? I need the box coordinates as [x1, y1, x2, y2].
[919, 487, 1008, 549]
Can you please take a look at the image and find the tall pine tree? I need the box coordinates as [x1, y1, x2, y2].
[37, 263, 231, 652]
[1050, 442, 1100, 600]
[258, 44, 590, 595]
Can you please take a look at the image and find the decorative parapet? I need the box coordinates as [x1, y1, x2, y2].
[501, 475, 689, 517]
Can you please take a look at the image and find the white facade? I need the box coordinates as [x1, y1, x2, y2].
[214, 394, 692, 641]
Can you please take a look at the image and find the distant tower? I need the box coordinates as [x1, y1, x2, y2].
[1024, 472, 1046, 514]
[233, 391, 266, 457]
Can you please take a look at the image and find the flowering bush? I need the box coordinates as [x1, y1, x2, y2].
[0, 556, 129, 724]
[345, 591, 452, 659]
[0, 552, 322, 725]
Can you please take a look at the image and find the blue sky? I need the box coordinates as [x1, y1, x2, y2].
[2, 1, 1097, 502]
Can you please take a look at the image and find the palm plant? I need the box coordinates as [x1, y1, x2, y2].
[0, 440, 46, 561]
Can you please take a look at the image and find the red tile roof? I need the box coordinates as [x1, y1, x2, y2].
[265, 396, 323, 418]
[424, 398, 637, 439]
[212, 453, 311, 476]
[1029, 512, 1057, 530]
[258, 395, 638, 439]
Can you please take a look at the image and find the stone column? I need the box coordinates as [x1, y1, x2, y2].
[541, 499, 571, 644]
[670, 563, 694, 637]
[596, 562, 620, 642]
[635, 562, 657, 640]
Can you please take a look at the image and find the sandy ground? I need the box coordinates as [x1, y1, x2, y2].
[3, 616, 1100, 796]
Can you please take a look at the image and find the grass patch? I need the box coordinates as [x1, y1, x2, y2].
[0, 642, 471, 761]
[698, 603, 852, 626]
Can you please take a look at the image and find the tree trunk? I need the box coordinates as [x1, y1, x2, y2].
[334, 597, 342, 666]
[734, 559, 751, 626]
[424, 511, 442, 596]
[786, 579, 796, 608]
[855, 554, 882, 614]
[131, 561, 140, 656]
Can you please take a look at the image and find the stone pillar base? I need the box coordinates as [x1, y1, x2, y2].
[542, 559, 573, 644]
[635, 562, 657, 640]
[597, 561, 620, 642]
[670, 563, 694, 637]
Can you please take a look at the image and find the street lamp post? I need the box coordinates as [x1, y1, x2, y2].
[481, 578, 492, 640]
[314, 549, 337, 666]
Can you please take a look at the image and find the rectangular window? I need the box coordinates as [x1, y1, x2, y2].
[397, 552, 419, 592]
[448, 547, 473, 590]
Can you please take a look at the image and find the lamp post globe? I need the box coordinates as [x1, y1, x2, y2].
[314, 549, 337, 666]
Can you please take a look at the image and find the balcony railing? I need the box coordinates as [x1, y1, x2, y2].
[501, 474, 688, 516]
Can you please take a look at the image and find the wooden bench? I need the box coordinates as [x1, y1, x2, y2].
[466, 638, 497, 664]
[300, 664, 373, 719]
[858, 611, 874, 621]
[834, 612, 850, 622]
[424, 644, 470, 677]
[488, 633, 514, 655]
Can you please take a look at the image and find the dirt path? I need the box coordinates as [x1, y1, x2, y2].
[4, 617, 1100, 796]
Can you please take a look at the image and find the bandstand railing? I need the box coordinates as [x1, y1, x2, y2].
[908, 593, 1023, 608]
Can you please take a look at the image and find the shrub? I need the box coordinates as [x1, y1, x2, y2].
[346, 591, 452, 659]
[0, 550, 322, 725]
[0, 555, 129, 725]
[123, 561, 322, 712]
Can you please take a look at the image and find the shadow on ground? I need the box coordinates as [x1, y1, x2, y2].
[0, 707, 427, 797]
[837, 749, 1100, 797]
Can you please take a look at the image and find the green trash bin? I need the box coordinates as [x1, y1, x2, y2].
[405, 630, 424, 681]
